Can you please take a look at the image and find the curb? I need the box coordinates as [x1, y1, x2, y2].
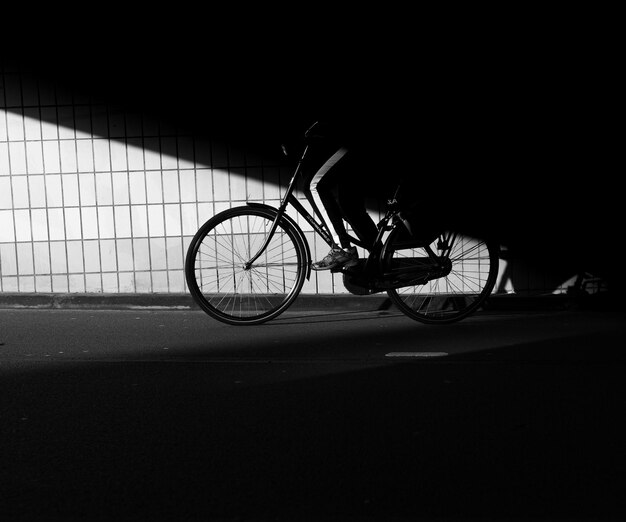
[0, 292, 617, 312]
[0, 293, 389, 312]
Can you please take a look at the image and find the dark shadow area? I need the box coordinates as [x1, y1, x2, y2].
[1, 318, 625, 520]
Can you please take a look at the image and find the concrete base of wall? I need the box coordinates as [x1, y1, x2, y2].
[0, 291, 617, 312]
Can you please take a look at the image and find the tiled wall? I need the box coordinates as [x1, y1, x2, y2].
[1, 67, 588, 296]
[0, 67, 363, 295]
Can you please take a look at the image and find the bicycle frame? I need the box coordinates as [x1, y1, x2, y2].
[244, 139, 446, 287]
[245, 142, 366, 268]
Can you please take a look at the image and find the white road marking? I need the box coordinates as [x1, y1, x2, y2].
[385, 352, 449, 358]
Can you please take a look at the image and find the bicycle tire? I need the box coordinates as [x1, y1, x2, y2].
[185, 206, 308, 325]
[383, 228, 499, 324]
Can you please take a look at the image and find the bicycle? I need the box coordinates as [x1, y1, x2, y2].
[184, 122, 500, 325]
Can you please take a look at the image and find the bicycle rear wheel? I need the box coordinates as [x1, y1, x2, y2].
[384, 230, 499, 324]
[185, 206, 307, 325]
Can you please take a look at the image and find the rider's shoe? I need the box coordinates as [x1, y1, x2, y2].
[311, 246, 358, 271]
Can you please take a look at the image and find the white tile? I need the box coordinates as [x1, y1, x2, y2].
[167, 269, 185, 292]
[33, 242, 51, 274]
[230, 171, 247, 203]
[81, 207, 99, 239]
[0, 178, 12, 208]
[11, 175, 29, 207]
[195, 168, 213, 202]
[166, 237, 183, 269]
[83, 240, 101, 272]
[6, 111, 25, 141]
[246, 168, 264, 200]
[151, 271, 169, 292]
[77, 175, 96, 206]
[100, 239, 117, 272]
[160, 137, 178, 170]
[164, 204, 181, 237]
[131, 205, 149, 237]
[19, 276, 35, 292]
[93, 139, 111, 171]
[95, 172, 113, 205]
[0, 143, 10, 174]
[16, 243, 34, 275]
[110, 139, 129, 171]
[8, 142, 27, 174]
[35, 275, 52, 292]
[49, 242, 68, 274]
[51, 275, 69, 292]
[118, 272, 135, 292]
[68, 274, 86, 293]
[66, 240, 84, 273]
[134, 271, 152, 292]
[116, 239, 134, 271]
[25, 142, 44, 174]
[145, 171, 163, 203]
[1, 276, 19, 291]
[179, 170, 197, 202]
[126, 138, 144, 171]
[162, 170, 180, 203]
[47, 209, 65, 241]
[76, 140, 94, 172]
[97, 206, 115, 239]
[180, 203, 198, 235]
[14, 209, 31, 241]
[64, 207, 82, 240]
[111, 171, 130, 205]
[59, 140, 78, 173]
[28, 175, 46, 207]
[143, 138, 161, 170]
[40, 108, 59, 139]
[45, 175, 63, 207]
[62, 174, 81, 206]
[213, 169, 230, 201]
[85, 273, 103, 292]
[0, 244, 17, 275]
[147, 205, 165, 237]
[42, 141, 61, 173]
[132, 238, 150, 271]
[129, 172, 147, 204]
[30, 208, 49, 241]
[0, 210, 15, 241]
[114, 205, 132, 237]
[149, 238, 167, 270]
[23, 108, 42, 140]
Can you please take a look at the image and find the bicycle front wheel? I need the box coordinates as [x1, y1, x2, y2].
[185, 206, 307, 325]
[384, 230, 499, 324]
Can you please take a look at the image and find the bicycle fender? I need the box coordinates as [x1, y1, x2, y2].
[246, 202, 312, 280]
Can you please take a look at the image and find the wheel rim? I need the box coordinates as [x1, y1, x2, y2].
[389, 233, 497, 322]
[190, 212, 303, 321]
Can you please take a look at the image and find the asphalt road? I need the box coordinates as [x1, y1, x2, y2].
[1, 305, 625, 521]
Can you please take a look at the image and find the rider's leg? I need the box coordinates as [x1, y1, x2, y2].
[309, 147, 351, 248]
[337, 174, 378, 251]
[309, 150, 358, 270]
